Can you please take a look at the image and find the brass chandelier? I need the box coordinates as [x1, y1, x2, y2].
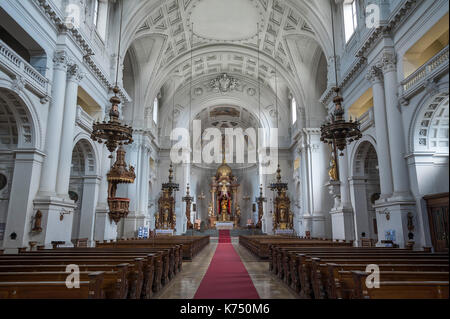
[91, 1, 133, 156]
[320, 1, 361, 156]
[90, 0, 134, 223]
[320, 87, 362, 155]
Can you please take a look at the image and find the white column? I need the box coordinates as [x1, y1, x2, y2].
[366, 66, 394, 199]
[94, 145, 117, 242]
[349, 177, 371, 241]
[3, 150, 45, 249]
[379, 51, 411, 200]
[96, 146, 111, 211]
[138, 146, 149, 214]
[38, 51, 69, 195]
[78, 176, 100, 245]
[338, 149, 352, 210]
[330, 148, 355, 241]
[56, 64, 84, 197]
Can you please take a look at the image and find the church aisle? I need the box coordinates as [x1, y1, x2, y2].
[233, 242, 298, 299]
[156, 235, 299, 299]
[156, 242, 218, 299]
[194, 231, 260, 299]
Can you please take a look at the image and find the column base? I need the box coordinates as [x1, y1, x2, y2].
[94, 209, 118, 242]
[330, 207, 355, 241]
[122, 213, 147, 239]
[32, 196, 76, 248]
[374, 199, 416, 248]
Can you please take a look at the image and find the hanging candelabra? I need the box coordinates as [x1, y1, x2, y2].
[91, 87, 133, 156]
[91, 1, 132, 155]
[320, 1, 361, 156]
[90, 1, 134, 224]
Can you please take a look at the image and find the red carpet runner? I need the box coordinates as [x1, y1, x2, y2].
[194, 230, 260, 299]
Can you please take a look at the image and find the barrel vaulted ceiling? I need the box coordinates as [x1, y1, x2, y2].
[121, 0, 332, 130]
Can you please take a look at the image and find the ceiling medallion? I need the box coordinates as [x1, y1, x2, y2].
[210, 73, 239, 94]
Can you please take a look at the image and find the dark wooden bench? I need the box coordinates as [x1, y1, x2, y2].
[0, 271, 105, 299]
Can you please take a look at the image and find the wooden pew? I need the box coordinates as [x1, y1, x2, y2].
[0, 269, 128, 299]
[29, 248, 163, 292]
[331, 268, 449, 299]
[0, 271, 105, 299]
[98, 235, 210, 260]
[90, 245, 177, 286]
[0, 256, 146, 299]
[351, 271, 449, 299]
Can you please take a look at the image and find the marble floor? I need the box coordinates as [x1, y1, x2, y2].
[156, 238, 297, 299]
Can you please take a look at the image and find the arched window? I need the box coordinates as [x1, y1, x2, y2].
[343, 0, 358, 42]
[153, 97, 159, 125]
[291, 97, 297, 125]
[93, 0, 108, 40]
[93, 0, 99, 26]
[413, 94, 449, 153]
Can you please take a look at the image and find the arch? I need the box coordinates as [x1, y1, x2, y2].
[350, 135, 379, 177]
[0, 86, 40, 149]
[71, 136, 100, 177]
[409, 91, 449, 154]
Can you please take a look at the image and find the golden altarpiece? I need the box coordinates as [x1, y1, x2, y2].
[155, 164, 179, 230]
[269, 165, 294, 232]
[208, 160, 241, 229]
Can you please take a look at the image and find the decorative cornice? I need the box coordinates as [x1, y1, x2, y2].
[321, 0, 419, 106]
[356, 0, 419, 58]
[34, 0, 131, 103]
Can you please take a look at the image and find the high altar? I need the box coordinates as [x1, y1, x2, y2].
[208, 160, 241, 229]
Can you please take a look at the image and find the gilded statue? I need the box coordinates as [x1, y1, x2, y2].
[155, 212, 160, 228]
[163, 208, 169, 225]
[208, 203, 213, 217]
[329, 157, 338, 181]
[280, 208, 286, 222]
[328, 145, 338, 181]
[221, 198, 228, 214]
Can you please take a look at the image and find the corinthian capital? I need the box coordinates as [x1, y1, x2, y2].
[53, 51, 69, 70]
[377, 51, 397, 74]
[67, 64, 84, 83]
[365, 65, 383, 84]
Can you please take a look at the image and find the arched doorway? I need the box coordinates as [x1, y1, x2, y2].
[0, 87, 41, 248]
[69, 139, 99, 246]
[350, 140, 381, 245]
[0, 93, 19, 244]
[410, 93, 449, 251]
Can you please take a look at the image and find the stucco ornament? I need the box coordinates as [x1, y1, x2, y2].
[210, 73, 239, 93]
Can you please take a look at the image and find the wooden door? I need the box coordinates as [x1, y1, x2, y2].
[424, 193, 449, 252]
